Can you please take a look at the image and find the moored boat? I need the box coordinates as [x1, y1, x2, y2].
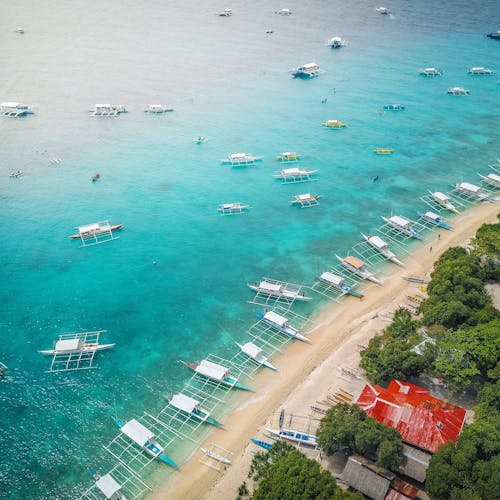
[274, 167, 318, 181]
[375, 6, 391, 14]
[290, 62, 321, 78]
[169, 393, 223, 426]
[447, 87, 470, 95]
[420, 67, 442, 76]
[256, 310, 310, 342]
[236, 341, 277, 370]
[112, 417, 178, 467]
[276, 152, 301, 162]
[290, 193, 322, 207]
[248, 280, 313, 301]
[15, 27, 25, 34]
[220, 153, 262, 166]
[335, 255, 383, 285]
[89, 104, 127, 116]
[321, 119, 347, 128]
[486, 30, 500, 39]
[381, 215, 425, 240]
[38, 337, 115, 356]
[1, 102, 35, 117]
[250, 438, 273, 450]
[360, 233, 404, 266]
[266, 428, 318, 447]
[418, 211, 454, 230]
[69, 222, 123, 239]
[218, 8, 232, 16]
[180, 359, 252, 391]
[200, 447, 232, 465]
[429, 191, 460, 213]
[218, 202, 250, 215]
[318, 271, 364, 298]
[373, 148, 394, 154]
[327, 36, 347, 48]
[478, 172, 500, 188]
[468, 67, 493, 75]
[384, 104, 404, 110]
[144, 104, 174, 113]
[455, 182, 491, 201]
[275, 8, 292, 15]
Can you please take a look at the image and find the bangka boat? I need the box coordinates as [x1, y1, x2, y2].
[290, 193, 322, 207]
[180, 359, 252, 391]
[318, 271, 364, 298]
[478, 172, 500, 188]
[468, 67, 493, 75]
[220, 153, 262, 166]
[429, 191, 460, 213]
[248, 280, 313, 301]
[144, 104, 174, 113]
[266, 428, 318, 447]
[447, 87, 470, 95]
[69, 222, 123, 239]
[375, 6, 391, 14]
[89, 104, 127, 116]
[15, 28, 25, 34]
[38, 337, 115, 356]
[486, 30, 500, 39]
[9, 170, 23, 178]
[200, 447, 232, 465]
[236, 341, 277, 370]
[250, 438, 273, 450]
[418, 211, 454, 230]
[327, 36, 347, 48]
[0, 102, 34, 117]
[360, 233, 404, 266]
[335, 255, 383, 285]
[274, 167, 318, 181]
[420, 67, 442, 76]
[373, 148, 394, 154]
[321, 119, 347, 128]
[276, 152, 301, 162]
[275, 8, 292, 15]
[384, 104, 404, 110]
[455, 182, 491, 201]
[169, 394, 223, 426]
[218, 8, 232, 16]
[381, 215, 425, 240]
[218, 202, 250, 215]
[290, 63, 321, 78]
[256, 310, 310, 342]
[112, 417, 178, 467]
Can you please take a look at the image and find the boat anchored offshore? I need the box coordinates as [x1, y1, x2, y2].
[327, 36, 347, 48]
[375, 6, 391, 14]
[468, 67, 493, 75]
[384, 104, 404, 110]
[336, 255, 383, 285]
[248, 280, 312, 302]
[447, 87, 470, 95]
[374, 148, 394, 154]
[290, 62, 321, 78]
[169, 394, 223, 426]
[266, 428, 318, 447]
[420, 67, 442, 76]
[1, 102, 35, 117]
[318, 271, 364, 298]
[38, 336, 115, 356]
[360, 233, 404, 266]
[276, 152, 301, 162]
[236, 341, 277, 370]
[112, 417, 178, 467]
[181, 359, 252, 391]
[274, 167, 318, 184]
[486, 30, 500, 39]
[144, 104, 174, 113]
[69, 221, 123, 246]
[218, 202, 250, 215]
[218, 8, 232, 16]
[418, 211, 454, 230]
[456, 182, 491, 201]
[275, 8, 292, 15]
[221, 153, 262, 166]
[257, 310, 310, 343]
[321, 119, 347, 128]
[429, 191, 460, 213]
[89, 104, 127, 116]
[290, 193, 321, 207]
[382, 215, 424, 239]
[478, 172, 500, 188]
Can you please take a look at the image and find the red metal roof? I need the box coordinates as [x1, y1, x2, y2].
[357, 380, 466, 453]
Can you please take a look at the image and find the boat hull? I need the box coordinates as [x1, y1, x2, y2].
[248, 284, 312, 301]
[251, 438, 273, 450]
[38, 343, 115, 355]
[69, 224, 123, 239]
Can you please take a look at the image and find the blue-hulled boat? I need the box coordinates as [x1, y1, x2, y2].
[418, 211, 454, 230]
[384, 104, 405, 110]
[250, 438, 273, 451]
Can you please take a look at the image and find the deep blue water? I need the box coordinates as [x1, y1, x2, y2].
[1, 0, 499, 498]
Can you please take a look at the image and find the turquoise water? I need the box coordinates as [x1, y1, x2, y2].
[1, 0, 499, 498]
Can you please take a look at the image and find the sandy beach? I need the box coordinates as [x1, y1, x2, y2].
[149, 202, 499, 500]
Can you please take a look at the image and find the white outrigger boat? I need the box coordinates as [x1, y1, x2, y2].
[429, 191, 460, 213]
[38, 337, 115, 356]
[144, 104, 173, 113]
[236, 341, 277, 370]
[289, 62, 321, 78]
[256, 310, 310, 343]
[1, 102, 35, 117]
[112, 417, 178, 468]
[181, 359, 252, 391]
[375, 6, 391, 14]
[327, 36, 347, 48]
[360, 233, 404, 266]
[447, 87, 470, 95]
[420, 67, 442, 76]
[335, 255, 383, 285]
[218, 8, 232, 16]
[220, 153, 262, 166]
[274, 167, 318, 183]
[381, 215, 424, 240]
[218, 202, 250, 215]
[89, 104, 127, 116]
[248, 280, 312, 301]
[200, 447, 232, 465]
[455, 182, 492, 201]
[468, 67, 493, 75]
[275, 8, 292, 15]
[169, 394, 223, 426]
[418, 211, 454, 230]
[318, 271, 364, 298]
[290, 193, 321, 207]
[478, 172, 500, 188]
[266, 428, 318, 447]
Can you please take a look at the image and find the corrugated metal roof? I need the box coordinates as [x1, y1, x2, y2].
[357, 380, 466, 453]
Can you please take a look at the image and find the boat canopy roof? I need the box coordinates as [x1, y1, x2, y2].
[264, 310, 288, 326]
[487, 173, 500, 182]
[230, 153, 248, 159]
[1, 102, 21, 107]
[95, 474, 122, 498]
[78, 222, 100, 233]
[433, 191, 449, 201]
[55, 338, 80, 351]
[197, 359, 228, 380]
[459, 182, 480, 192]
[171, 393, 200, 413]
[121, 419, 155, 446]
[222, 203, 236, 209]
[368, 235, 387, 249]
[241, 342, 262, 358]
[282, 168, 301, 175]
[320, 271, 343, 286]
[298, 193, 312, 200]
[424, 211, 440, 221]
[260, 281, 282, 292]
[344, 256, 365, 269]
[390, 215, 410, 228]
